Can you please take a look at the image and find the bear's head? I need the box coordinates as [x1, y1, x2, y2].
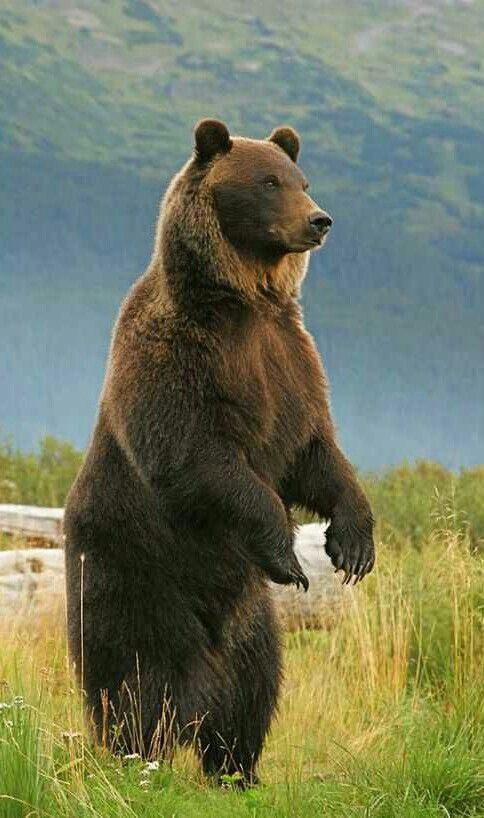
[195, 119, 332, 258]
[157, 119, 332, 300]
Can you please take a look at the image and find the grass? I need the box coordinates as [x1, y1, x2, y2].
[1, 514, 484, 817]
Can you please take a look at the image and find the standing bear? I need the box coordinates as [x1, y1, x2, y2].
[64, 119, 375, 784]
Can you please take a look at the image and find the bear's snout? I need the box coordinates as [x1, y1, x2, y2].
[309, 211, 333, 241]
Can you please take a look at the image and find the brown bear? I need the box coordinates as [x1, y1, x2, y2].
[64, 119, 375, 785]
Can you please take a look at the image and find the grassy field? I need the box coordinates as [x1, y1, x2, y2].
[1, 508, 483, 817]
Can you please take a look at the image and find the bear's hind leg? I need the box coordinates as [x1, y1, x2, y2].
[196, 601, 282, 786]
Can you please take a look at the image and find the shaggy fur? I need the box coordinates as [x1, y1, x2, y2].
[64, 120, 375, 785]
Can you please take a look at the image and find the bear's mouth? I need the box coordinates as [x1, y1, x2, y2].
[277, 226, 331, 253]
[287, 238, 323, 252]
[301, 232, 329, 251]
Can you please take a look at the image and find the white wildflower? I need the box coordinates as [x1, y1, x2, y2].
[123, 752, 141, 761]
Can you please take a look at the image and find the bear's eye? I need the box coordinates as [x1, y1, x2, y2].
[263, 176, 280, 189]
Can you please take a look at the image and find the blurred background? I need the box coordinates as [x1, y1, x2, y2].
[1, 0, 483, 470]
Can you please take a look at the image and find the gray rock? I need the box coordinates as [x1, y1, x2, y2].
[272, 523, 350, 629]
[0, 548, 65, 621]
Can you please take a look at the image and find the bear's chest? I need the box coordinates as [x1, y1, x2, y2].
[214, 310, 325, 483]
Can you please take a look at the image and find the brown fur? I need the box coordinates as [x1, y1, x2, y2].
[64, 120, 374, 785]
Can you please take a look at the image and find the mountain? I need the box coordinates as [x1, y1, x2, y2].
[1, 0, 483, 468]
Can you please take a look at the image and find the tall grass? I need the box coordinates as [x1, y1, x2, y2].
[1, 508, 483, 816]
[0, 696, 50, 818]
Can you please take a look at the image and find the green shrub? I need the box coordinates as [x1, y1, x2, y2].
[362, 460, 484, 549]
[0, 434, 83, 507]
[455, 466, 484, 549]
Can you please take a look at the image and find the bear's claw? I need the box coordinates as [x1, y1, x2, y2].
[268, 552, 309, 592]
[325, 508, 375, 586]
[292, 567, 309, 592]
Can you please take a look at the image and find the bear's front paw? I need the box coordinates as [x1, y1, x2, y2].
[325, 498, 375, 585]
[268, 551, 309, 592]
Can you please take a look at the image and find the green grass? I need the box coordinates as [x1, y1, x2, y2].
[1, 515, 483, 817]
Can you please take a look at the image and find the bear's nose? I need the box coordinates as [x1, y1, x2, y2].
[309, 211, 333, 236]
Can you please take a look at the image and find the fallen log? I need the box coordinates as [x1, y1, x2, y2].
[0, 504, 64, 544]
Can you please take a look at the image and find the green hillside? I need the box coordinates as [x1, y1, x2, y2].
[1, 0, 483, 466]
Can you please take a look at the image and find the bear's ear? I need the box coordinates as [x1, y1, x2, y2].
[194, 119, 232, 162]
[268, 126, 300, 163]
